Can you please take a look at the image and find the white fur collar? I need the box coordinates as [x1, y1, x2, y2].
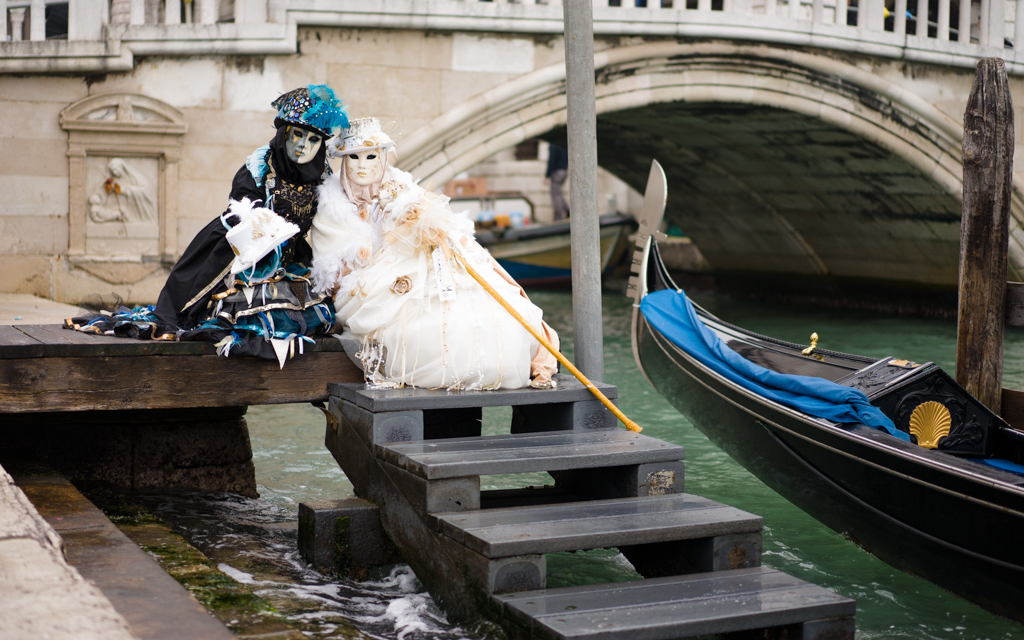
[316, 177, 359, 224]
[316, 168, 420, 226]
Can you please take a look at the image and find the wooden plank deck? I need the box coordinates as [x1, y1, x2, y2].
[0, 324, 361, 413]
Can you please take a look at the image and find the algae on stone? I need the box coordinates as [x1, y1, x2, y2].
[94, 492, 304, 639]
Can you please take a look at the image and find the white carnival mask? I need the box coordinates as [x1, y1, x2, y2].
[346, 149, 385, 186]
[285, 126, 323, 165]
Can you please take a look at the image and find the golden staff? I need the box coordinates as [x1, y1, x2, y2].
[443, 244, 642, 433]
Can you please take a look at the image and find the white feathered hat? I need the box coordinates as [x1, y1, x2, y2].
[328, 117, 396, 157]
[223, 198, 300, 275]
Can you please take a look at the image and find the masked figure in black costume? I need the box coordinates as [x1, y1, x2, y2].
[67, 85, 349, 366]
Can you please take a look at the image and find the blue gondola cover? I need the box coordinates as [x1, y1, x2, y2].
[640, 289, 909, 441]
[980, 458, 1024, 476]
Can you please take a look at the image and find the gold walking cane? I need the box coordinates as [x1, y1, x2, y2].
[443, 243, 642, 433]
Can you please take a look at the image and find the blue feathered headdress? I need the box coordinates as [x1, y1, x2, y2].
[272, 84, 349, 138]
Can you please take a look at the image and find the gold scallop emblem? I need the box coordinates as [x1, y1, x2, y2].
[909, 401, 951, 449]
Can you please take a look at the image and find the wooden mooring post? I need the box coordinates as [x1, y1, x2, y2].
[957, 58, 1014, 416]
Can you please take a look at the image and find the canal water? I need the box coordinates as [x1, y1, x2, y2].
[148, 288, 1024, 640]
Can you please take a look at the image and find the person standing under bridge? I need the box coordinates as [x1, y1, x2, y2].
[546, 144, 569, 221]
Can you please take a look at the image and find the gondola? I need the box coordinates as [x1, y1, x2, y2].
[629, 161, 1024, 623]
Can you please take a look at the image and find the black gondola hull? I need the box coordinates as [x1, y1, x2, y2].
[636, 313, 1024, 622]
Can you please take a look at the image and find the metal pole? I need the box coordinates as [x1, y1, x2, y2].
[563, 0, 604, 381]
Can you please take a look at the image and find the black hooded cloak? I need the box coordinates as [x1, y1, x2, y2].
[153, 123, 330, 334]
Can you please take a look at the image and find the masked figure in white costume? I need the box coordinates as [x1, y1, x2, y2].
[311, 118, 558, 389]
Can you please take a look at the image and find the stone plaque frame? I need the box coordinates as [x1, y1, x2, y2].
[60, 93, 187, 263]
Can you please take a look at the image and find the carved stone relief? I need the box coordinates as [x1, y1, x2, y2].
[85, 156, 160, 257]
[60, 93, 187, 280]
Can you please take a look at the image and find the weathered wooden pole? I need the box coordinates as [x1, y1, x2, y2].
[563, 0, 604, 380]
[957, 57, 1014, 415]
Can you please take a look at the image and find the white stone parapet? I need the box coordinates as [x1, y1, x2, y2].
[113, 21, 296, 56]
[1, 0, 1023, 75]
[0, 464, 137, 640]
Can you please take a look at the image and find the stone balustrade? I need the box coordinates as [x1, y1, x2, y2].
[1, 0, 1022, 73]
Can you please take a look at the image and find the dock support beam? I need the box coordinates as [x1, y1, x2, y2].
[957, 58, 1014, 415]
[563, 0, 604, 381]
[0, 407, 257, 497]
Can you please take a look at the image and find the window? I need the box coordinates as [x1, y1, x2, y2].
[515, 139, 540, 161]
[45, 2, 68, 39]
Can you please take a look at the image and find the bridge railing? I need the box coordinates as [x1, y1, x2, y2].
[458, 0, 1013, 50]
[0, 0, 1019, 75]
[590, 0, 1013, 49]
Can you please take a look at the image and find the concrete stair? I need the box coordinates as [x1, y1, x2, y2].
[378, 429, 685, 479]
[428, 494, 761, 558]
[319, 376, 856, 638]
[496, 567, 855, 640]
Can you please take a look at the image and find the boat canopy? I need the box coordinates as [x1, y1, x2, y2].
[640, 289, 909, 441]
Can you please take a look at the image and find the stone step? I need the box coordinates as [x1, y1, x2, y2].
[494, 567, 855, 640]
[431, 493, 760, 558]
[16, 475, 238, 640]
[377, 429, 684, 480]
[331, 373, 617, 412]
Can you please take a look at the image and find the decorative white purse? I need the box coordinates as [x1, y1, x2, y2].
[223, 197, 300, 275]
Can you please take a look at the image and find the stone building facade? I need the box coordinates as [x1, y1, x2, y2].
[1, 19, 638, 303]
[5, 0, 1024, 303]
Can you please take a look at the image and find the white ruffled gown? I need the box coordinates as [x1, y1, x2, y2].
[311, 171, 553, 390]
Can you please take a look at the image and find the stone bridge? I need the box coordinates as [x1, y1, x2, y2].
[3, 0, 1024, 304]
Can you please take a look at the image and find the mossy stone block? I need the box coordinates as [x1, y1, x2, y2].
[298, 498, 396, 574]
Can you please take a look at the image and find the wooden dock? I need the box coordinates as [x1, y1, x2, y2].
[0, 323, 361, 496]
[322, 375, 856, 639]
[0, 324, 361, 413]
[0, 321, 340, 639]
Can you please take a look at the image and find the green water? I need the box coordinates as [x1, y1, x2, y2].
[236, 289, 1024, 639]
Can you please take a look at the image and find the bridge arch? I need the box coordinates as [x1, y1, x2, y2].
[402, 41, 1024, 296]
